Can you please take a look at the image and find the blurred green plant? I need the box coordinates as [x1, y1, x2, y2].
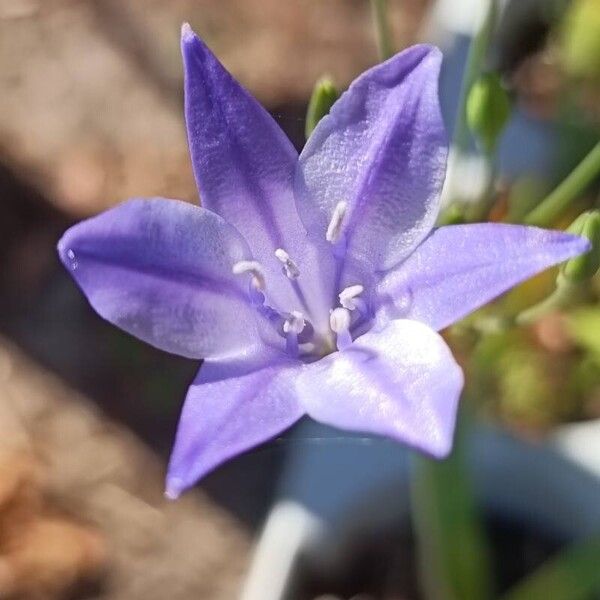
[561, 0, 600, 80]
[370, 0, 394, 61]
[524, 142, 600, 227]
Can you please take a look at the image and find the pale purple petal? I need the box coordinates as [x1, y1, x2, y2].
[375, 224, 591, 331]
[57, 197, 266, 359]
[297, 320, 463, 458]
[296, 45, 447, 276]
[166, 358, 303, 497]
[181, 25, 334, 325]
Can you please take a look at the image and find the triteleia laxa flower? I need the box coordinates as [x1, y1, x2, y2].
[57, 24, 590, 498]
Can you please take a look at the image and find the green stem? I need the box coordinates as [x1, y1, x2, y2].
[451, 0, 499, 154]
[524, 141, 600, 227]
[439, 0, 499, 224]
[411, 418, 494, 600]
[370, 0, 394, 61]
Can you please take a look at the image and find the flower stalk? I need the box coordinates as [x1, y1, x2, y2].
[524, 142, 600, 227]
[451, 0, 500, 155]
[440, 0, 500, 223]
[411, 419, 493, 600]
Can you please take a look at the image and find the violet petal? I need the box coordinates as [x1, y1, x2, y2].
[166, 358, 303, 497]
[297, 319, 463, 458]
[182, 25, 334, 323]
[375, 224, 591, 331]
[296, 45, 447, 276]
[57, 197, 267, 359]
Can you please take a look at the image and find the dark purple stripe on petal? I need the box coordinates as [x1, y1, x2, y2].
[297, 45, 447, 278]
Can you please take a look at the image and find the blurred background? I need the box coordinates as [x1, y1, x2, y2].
[0, 0, 598, 599]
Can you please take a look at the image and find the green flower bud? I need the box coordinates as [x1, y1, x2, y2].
[561, 210, 600, 282]
[305, 76, 338, 139]
[466, 72, 511, 154]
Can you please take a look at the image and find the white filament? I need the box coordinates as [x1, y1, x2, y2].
[275, 248, 300, 279]
[326, 201, 348, 243]
[339, 284, 364, 311]
[232, 260, 266, 291]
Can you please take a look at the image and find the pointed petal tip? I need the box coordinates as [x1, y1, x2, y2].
[573, 233, 593, 255]
[56, 228, 77, 271]
[423, 434, 453, 460]
[164, 477, 185, 501]
[181, 22, 195, 42]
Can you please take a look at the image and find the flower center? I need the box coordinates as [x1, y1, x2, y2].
[232, 207, 367, 360]
[232, 252, 367, 361]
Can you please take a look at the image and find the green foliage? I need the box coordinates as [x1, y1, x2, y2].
[466, 72, 511, 154]
[305, 76, 338, 139]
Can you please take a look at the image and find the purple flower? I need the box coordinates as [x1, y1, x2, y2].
[57, 24, 589, 498]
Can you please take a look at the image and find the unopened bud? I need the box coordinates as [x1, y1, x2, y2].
[305, 76, 338, 139]
[561, 210, 600, 282]
[466, 72, 511, 154]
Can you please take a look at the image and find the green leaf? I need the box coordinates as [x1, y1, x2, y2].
[411, 420, 494, 600]
[500, 536, 600, 600]
[466, 72, 511, 154]
[305, 76, 338, 139]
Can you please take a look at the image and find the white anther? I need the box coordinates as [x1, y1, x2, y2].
[329, 307, 351, 334]
[330, 307, 352, 351]
[326, 201, 348, 243]
[339, 284, 365, 311]
[283, 311, 305, 335]
[275, 248, 300, 279]
[232, 260, 265, 291]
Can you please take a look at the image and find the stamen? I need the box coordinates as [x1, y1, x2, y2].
[275, 248, 300, 279]
[326, 201, 348, 243]
[283, 311, 305, 356]
[330, 307, 352, 351]
[339, 284, 365, 311]
[283, 311, 305, 335]
[232, 260, 266, 291]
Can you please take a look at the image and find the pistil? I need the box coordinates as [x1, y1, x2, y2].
[283, 311, 306, 356]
